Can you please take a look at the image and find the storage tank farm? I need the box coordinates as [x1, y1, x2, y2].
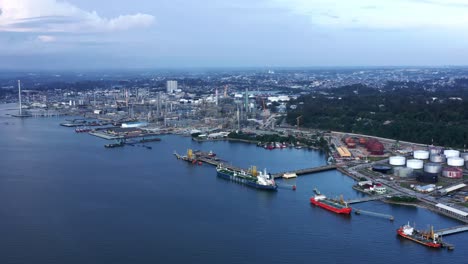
[387, 146, 466, 183]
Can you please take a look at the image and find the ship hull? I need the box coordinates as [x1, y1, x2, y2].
[217, 171, 277, 191]
[397, 228, 441, 248]
[310, 198, 352, 214]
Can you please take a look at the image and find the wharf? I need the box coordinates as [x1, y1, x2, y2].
[173, 152, 245, 172]
[174, 150, 334, 178]
[354, 209, 394, 221]
[271, 164, 337, 179]
[435, 225, 468, 236]
[346, 195, 386, 204]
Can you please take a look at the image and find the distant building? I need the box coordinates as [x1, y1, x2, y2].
[166, 80, 178, 94]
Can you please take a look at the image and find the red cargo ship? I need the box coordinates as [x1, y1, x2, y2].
[310, 193, 352, 214]
[397, 222, 442, 248]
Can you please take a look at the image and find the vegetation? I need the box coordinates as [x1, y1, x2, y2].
[287, 82, 468, 148]
[227, 131, 329, 150]
[389, 196, 418, 203]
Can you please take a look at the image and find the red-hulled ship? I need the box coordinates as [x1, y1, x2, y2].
[310, 192, 352, 214]
[397, 222, 442, 248]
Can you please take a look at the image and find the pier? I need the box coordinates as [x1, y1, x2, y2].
[354, 209, 394, 221]
[174, 150, 336, 179]
[346, 195, 386, 204]
[435, 225, 468, 236]
[271, 164, 337, 179]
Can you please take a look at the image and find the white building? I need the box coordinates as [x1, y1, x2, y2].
[166, 80, 178, 94]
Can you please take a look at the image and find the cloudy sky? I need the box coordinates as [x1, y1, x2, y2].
[0, 0, 468, 69]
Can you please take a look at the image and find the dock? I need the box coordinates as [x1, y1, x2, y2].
[346, 195, 386, 204]
[435, 225, 468, 236]
[354, 209, 394, 221]
[271, 164, 337, 179]
[174, 150, 337, 179]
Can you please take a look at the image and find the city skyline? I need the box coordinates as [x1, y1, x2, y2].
[1, 0, 468, 69]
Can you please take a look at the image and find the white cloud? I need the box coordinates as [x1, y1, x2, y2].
[37, 35, 56, 42]
[271, 0, 468, 30]
[0, 0, 155, 32]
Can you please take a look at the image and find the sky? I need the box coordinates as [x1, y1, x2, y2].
[0, 0, 468, 69]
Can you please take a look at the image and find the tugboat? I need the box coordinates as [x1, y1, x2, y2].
[310, 191, 352, 214]
[216, 165, 277, 191]
[397, 222, 442, 248]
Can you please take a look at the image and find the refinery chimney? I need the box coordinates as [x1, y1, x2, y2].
[18, 80, 22, 115]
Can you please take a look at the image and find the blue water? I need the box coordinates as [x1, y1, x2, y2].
[0, 107, 467, 264]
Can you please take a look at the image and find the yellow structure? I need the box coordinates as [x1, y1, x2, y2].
[250, 166, 258, 176]
[337, 147, 352, 157]
[187, 149, 193, 160]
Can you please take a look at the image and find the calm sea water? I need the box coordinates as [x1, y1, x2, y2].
[0, 104, 467, 264]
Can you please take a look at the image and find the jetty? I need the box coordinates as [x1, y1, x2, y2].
[271, 164, 337, 179]
[346, 195, 386, 204]
[354, 209, 394, 221]
[174, 149, 336, 179]
[435, 225, 468, 236]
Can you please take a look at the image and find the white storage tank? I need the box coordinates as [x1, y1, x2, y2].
[444, 149, 460, 158]
[389, 156, 406, 166]
[413, 150, 429, 160]
[447, 157, 465, 167]
[407, 159, 424, 169]
[429, 154, 446, 163]
[423, 163, 442, 174]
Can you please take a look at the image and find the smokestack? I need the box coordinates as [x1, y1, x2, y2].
[18, 80, 22, 115]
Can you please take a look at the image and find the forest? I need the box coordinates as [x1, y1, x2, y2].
[287, 81, 468, 148]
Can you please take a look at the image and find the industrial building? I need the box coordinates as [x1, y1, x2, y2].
[166, 80, 178, 94]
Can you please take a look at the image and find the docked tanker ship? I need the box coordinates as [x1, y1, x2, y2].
[310, 192, 352, 214]
[397, 222, 442, 248]
[216, 165, 277, 191]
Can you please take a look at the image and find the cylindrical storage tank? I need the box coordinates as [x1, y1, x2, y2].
[368, 141, 384, 155]
[429, 154, 446, 163]
[365, 139, 377, 149]
[444, 149, 460, 158]
[347, 142, 356, 149]
[423, 163, 442, 174]
[413, 150, 430, 160]
[418, 172, 438, 183]
[372, 165, 393, 174]
[389, 156, 406, 166]
[344, 137, 355, 144]
[359, 138, 367, 145]
[394, 167, 413, 177]
[447, 157, 465, 167]
[460, 153, 468, 161]
[407, 159, 424, 169]
[428, 147, 442, 156]
[442, 167, 463, 179]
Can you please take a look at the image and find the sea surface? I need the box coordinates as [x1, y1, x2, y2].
[0, 104, 467, 264]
